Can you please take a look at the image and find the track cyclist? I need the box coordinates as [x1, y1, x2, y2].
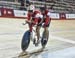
[26, 3, 43, 46]
[35, 7, 51, 47]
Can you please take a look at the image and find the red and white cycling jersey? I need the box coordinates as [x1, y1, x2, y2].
[33, 10, 43, 19]
[27, 10, 43, 20]
[27, 9, 51, 27]
[41, 9, 51, 27]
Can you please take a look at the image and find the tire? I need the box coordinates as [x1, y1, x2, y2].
[21, 30, 30, 51]
[41, 31, 48, 48]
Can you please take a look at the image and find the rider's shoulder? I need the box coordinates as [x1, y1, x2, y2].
[34, 9, 41, 14]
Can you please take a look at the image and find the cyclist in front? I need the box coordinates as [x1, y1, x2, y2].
[26, 3, 43, 46]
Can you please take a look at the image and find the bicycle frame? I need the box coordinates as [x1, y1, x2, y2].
[21, 22, 36, 51]
[28, 23, 37, 41]
[21, 22, 48, 51]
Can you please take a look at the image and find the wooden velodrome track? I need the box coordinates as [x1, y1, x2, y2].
[0, 18, 75, 58]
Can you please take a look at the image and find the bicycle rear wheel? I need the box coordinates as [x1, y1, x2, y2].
[41, 31, 49, 48]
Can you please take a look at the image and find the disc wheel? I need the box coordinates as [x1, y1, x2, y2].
[21, 30, 30, 51]
[41, 31, 49, 48]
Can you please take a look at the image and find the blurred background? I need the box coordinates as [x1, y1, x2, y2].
[0, 0, 75, 13]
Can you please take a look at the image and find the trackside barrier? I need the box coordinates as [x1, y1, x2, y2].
[0, 8, 28, 18]
[13, 10, 28, 18]
[59, 13, 66, 19]
[49, 13, 59, 19]
[66, 14, 75, 19]
[0, 8, 75, 19]
[0, 8, 14, 17]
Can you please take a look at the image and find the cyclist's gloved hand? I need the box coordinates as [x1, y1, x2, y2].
[42, 23, 45, 27]
[42, 23, 49, 27]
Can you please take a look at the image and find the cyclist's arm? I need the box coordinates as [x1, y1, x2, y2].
[35, 13, 43, 25]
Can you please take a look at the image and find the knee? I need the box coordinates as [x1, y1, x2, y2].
[44, 27, 48, 31]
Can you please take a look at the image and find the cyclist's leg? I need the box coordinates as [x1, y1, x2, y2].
[44, 27, 49, 40]
[36, 26, 41, 41]
[33, 19, 41, 46]
[42, 27, 49, 48]
[40, 17, 50, 48]
[36, 18, 42, 41]
[43, 17, 51, 40]
[33, 25, 41, 46]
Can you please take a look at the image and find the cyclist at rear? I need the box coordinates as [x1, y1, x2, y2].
[35, 7, 51, 46]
